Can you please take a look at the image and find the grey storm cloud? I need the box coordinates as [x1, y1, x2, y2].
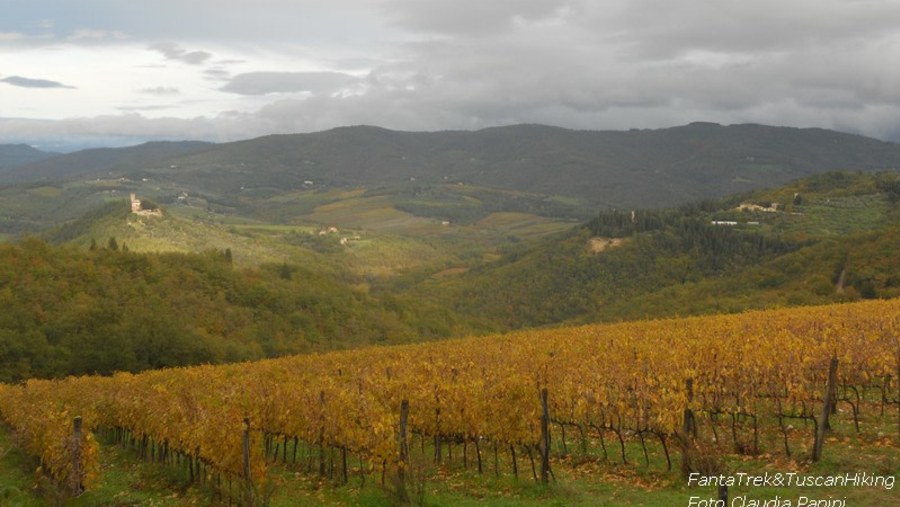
[1, 75, 75, 89]
[600, 0, 900, 58]
[221, 72, 361, 96]
[4, 0, 900, 146]
[384, 0, 575, 35]
[149, 42, 212, 65]
[365, 0, 900, 126]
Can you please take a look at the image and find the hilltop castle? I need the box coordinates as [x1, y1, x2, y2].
[130, 193, 162, 217]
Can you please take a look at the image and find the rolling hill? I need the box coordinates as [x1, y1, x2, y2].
[0, 140, 212, 183]
[1, 124, 898, 342]
[0, 167, 897, 382]
[401, 171, 900, 329]
[1, 126, 898, 507]
[0, 144, 57, 171]
[4, 123, 900, 212]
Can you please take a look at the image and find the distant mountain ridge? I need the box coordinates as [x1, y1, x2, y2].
[0, 141, 213, 182]
[4, 123, 900, 209]
[0, 144, 58, 171]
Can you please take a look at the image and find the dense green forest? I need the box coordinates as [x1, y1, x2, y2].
[0, 239, 466, 382]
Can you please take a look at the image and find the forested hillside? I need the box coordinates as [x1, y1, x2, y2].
[406, 171, 900, 328]
[0, 172, 900, 380]
[1, 171, 897, 383]
[0, 239, 466, 382]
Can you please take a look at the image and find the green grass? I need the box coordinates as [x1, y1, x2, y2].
[0, 427, 213, 506]
[0, 429, 42, 506]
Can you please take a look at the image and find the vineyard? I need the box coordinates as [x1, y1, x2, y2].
[0, 299, 897, 505]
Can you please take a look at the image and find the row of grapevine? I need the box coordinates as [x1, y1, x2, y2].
[0, 299, 897, 501]
[0, 377, 99, 494]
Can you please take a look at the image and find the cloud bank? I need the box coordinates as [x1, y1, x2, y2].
[2, 0, 900, 147]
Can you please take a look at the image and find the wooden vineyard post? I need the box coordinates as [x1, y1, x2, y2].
[539, 388, 551, 485]
[396, 399, 410, 503]
[319, 391, 326, 477]
[812, 356, 838, 462]
[70, 416, 85, 496]
[683, 378, 697, 438]
[679, 378, 698, 478]
[243, 417, 254, 507]
[341, 447, 348, 484]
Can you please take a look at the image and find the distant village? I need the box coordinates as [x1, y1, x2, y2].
[711, 196, 800, 226]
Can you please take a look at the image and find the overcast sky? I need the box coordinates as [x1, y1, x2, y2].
[2, 0, 900, 150]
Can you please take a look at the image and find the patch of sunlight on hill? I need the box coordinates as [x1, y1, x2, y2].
[301, 194, 441, 233]
[73, 212, 326, 267]
[340, 234, 457, 278]
[71, 207, 460, 280]
[473, 212, 575, 238]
